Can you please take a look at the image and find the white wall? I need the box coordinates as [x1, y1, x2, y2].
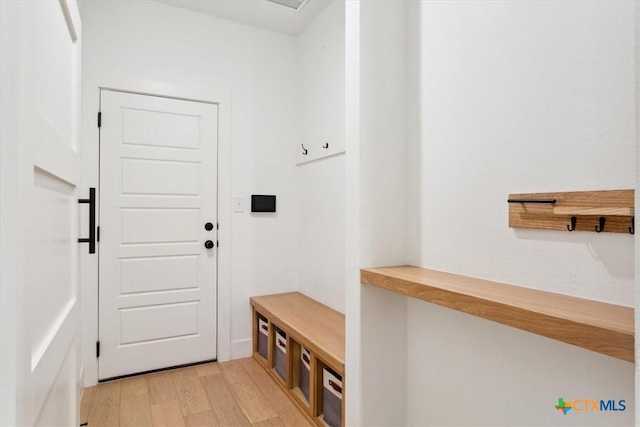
[408, 301, 634, 426]
[405, 1, 635, 425]
[79, 0, 301, 384]
[348, 1, 409, 425]
[297, 0, 346, 313]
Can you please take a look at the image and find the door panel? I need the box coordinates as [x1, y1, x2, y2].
[99, 91, 218, 380]
[120, 208, 200, 243]
[29, 169, 76, 357]
[33, 338, 77, 427]
[119, 302, 199, 344]
[121, 158, 200, 195]
[13, 0, 83, 425]
[122, 108, 201, 149]
[120, 255, 200, 294]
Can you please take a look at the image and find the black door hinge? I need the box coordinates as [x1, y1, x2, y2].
[96, 341, 101, 358]
[97, 112, 102, 128]
[97, 226, 100, 242]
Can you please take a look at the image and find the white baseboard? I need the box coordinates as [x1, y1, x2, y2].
[230, 339, 252, 360]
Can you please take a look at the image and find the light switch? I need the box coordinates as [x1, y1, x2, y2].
[233, 196, 245, 213]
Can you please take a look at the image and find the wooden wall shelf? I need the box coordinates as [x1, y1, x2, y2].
[361, 266, 634, 362]
[508, 189, 634, 234]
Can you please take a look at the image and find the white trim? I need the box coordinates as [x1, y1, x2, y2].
[344, 1, 362, 425]
[230, 339, 252, 360]
[216, 93, 232, 363]
[58, 0, 79, 43]
[100, 87, 219, 106]
[80, 86, 232, 385]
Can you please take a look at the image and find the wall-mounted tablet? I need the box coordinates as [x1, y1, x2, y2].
[251, 195, 276, 213]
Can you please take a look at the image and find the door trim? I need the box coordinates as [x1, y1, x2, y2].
[80, 86, 232, 386]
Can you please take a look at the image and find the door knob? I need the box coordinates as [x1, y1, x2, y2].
[204, 240, 215, 249]
[205, 222, 214, 231]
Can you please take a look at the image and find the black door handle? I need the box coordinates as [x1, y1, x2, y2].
[205, 222, 214, 231]
[78, 188, 96, 254]
[204, 240, 214, 249]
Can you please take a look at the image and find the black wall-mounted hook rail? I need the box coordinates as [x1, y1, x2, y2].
[629, 216, 634, 235]
[567, 216, 577, 232]
[595, 216, 606, 233]
[507, 198, 557, 204]
[301, 144, 308, 155]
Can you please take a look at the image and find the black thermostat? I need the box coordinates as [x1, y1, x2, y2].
[251, 195, 276, 213]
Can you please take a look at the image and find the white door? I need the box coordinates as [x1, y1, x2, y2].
[98, 90, 218, 380]
[1, 0, 83, 426]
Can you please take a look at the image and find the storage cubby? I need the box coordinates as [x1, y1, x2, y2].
[272, 327, 288, 384]
[250, 292, 345, 427]
[252, 310, 270, 367]
[314, 360, 343, 427]
[288, 338, 312, 412]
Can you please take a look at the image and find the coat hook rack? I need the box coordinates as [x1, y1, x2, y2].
[301, 144, 308, 155]
[508, 190, 634, 234]
[322, 142, 329, 149]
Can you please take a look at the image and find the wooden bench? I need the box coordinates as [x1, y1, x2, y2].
[250, 292, 345, 427]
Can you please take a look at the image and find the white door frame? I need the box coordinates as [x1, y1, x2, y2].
[80, 86, 232, 386]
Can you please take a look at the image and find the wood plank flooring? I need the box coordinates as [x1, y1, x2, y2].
[81, 357, 313, 427]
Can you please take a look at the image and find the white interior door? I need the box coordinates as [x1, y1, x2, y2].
[98, 90, 218, 380]
[3, 1, 83, 425]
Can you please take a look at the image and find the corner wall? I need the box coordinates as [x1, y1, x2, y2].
[346, 1, 409, 425]
[406, 1, 635, 425]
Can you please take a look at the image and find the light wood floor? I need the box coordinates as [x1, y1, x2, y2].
[81, 357, 313, 427]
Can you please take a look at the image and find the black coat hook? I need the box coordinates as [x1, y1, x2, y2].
[322, 142, 329, 149]
[567, 216, 577, 232]
[629, 216, 634, 235]
[595, 216, 605, 233]
[301, 144, 308, 155]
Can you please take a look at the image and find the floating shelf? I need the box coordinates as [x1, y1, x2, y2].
[508, 189, 634, 234]
[361, 266, 634, 362]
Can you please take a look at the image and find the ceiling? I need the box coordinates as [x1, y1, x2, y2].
[154, 0, 333, 36]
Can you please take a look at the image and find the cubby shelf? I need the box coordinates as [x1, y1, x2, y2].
[361, 266, 634, 362]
